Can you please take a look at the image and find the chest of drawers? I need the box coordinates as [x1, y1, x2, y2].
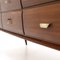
[0, 0, 60, 50]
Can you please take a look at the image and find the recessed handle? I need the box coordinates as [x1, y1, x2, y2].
[8, 18, 12, 20]
[7, 18, 12, 24]
[40, 23, 51, 29]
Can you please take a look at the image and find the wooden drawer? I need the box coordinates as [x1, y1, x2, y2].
[23, 2, 60, 45]
[22, 0, 54, 8]
[2, 11, 23, 35]
[0, 13, 2, 28]
[1, 0, 21, 12]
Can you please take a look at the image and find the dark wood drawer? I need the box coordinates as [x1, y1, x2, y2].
[22, 0, 54, 8]
[1, 0, 21, 12]
[2, 11, 23, 35]
[0, 13, 2, 28]
[23, 2, 60, 45]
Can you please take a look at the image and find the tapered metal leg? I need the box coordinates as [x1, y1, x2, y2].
[25, 40, 27, 45]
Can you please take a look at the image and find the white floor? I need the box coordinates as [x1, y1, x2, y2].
[0, 31, 60, 60]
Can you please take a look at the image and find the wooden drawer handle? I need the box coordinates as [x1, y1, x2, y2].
[40, 23, 51, 29]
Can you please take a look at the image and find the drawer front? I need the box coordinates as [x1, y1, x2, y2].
[22, 0, 54, 8]
[23, 2, 60, 45]
[2, 11, 23, 35]
[0, 14, 2, 28]
[1, 0, 21, 12]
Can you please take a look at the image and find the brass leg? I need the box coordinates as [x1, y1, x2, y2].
[25, 40, 27, 45]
